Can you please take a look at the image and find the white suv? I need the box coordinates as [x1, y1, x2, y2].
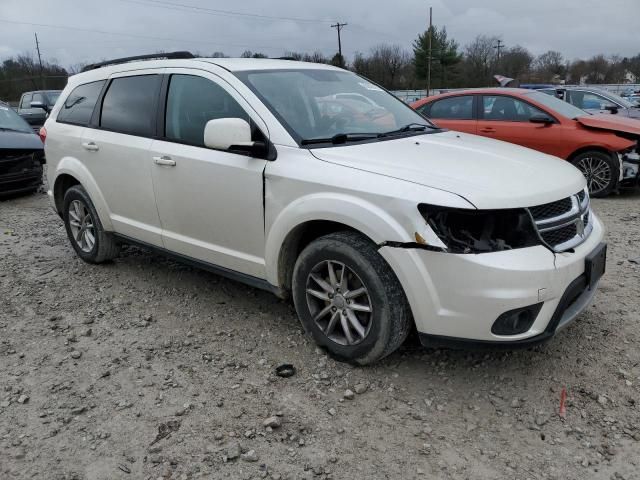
[43, 53, 606, 364]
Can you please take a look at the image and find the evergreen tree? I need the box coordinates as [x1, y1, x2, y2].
[413, 26, 462, 88]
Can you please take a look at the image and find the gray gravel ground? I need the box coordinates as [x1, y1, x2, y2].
[0, 189, 639, 480]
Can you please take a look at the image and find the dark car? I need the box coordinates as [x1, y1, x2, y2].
[0, 102, 45, 196]
[540, 86, 640, 120]
[17, 90, 61, 130]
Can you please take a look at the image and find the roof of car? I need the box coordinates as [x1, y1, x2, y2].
[68, 57, 344, 86]
[196, 57, 342, 72]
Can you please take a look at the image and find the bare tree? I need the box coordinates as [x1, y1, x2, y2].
[500, 45, 533, 80]
[462, 35, 499, 86]
[534, 51, 565, 82]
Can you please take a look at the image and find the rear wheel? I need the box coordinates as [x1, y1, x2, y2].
[63, 185, 120, 263]
[292, 231, 411, 365]
[570, 150, 619, 198]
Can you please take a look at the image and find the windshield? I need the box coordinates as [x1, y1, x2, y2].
[236, 69, 435, 144]
[45, 90, 61, 105]
[603, 91, 635, 108]
[0, 104, 33, 133]
[524, 90, 588, 119]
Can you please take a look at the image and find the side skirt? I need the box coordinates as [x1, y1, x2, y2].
[112, 233, 287, 298]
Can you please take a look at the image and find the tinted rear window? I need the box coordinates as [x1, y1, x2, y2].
[429, 96, 474, 120]
[100, 75, 161, 136]
[57, 81, 105, 126]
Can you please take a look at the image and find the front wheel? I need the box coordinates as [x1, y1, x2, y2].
[570, 151, 619, 198]
[292, 231, 411, 365]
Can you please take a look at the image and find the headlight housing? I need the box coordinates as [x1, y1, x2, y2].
[418, 204, 540, 253]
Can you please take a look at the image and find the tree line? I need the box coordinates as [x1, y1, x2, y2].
[2, 26, 640, 102]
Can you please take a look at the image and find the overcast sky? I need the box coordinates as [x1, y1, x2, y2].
[0, 0, 638, 68]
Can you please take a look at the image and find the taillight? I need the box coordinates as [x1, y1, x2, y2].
[39, 126, 47, 144]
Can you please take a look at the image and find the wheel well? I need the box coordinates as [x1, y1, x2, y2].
[53, 174, 80, 215]
[278, 220, 358, 292]
[567, 146, 614, 162]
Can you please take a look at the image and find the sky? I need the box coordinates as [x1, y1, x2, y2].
[0, 0, 638, 68]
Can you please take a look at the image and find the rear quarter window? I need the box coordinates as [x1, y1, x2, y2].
[57, 80, 106, 126]
[100, 75, 161, 137]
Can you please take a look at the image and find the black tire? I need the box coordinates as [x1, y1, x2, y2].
[570, 150, 619, 198]
[292, 231, 412, 365]
[62, 185, 120, 263]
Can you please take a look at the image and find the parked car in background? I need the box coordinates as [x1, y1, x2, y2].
[412, 88, 640, 197]
[17, 90, 62, 130]
[44, 54, 605, 363]
[0, 101, 45, 196]
[539, 86, 640, 120]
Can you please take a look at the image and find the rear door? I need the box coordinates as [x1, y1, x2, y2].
[81, 70, 164, 246]
[477, 94, 566, 157]
[416, 95, 477, 134]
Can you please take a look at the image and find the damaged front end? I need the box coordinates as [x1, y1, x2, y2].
[417, 205, 540, 254]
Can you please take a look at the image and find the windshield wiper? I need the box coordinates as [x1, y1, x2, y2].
[301, 132, 380, 146]
[378, 123, 437, 137]
[0, 127, 29, 133]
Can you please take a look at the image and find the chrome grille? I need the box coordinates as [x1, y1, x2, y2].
[527, 188, 591, 252]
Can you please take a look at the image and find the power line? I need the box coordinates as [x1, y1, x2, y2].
[118, 0, 332, 24]
[0, 18, 290, 52]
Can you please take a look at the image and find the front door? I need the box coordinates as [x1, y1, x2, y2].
[477, 95, 566, 157]
[150, 70, 269, 278]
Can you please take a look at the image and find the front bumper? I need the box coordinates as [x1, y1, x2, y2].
[0, 166, 43, 196]
[379, 211, 605, 344]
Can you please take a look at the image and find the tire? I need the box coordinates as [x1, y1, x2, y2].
[292, 231, 412, 365]
[62, 185, 120, 263]
[570, 150, 619, 198]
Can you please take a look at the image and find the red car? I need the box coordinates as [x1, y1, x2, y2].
[412, 88, 640, 197]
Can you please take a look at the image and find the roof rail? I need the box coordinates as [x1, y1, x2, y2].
[81, 51, 195, 72]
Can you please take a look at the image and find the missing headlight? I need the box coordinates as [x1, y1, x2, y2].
[418, 205, 540, 254]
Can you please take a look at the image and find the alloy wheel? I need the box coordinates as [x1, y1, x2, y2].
[305, 260, 373, 346]
[68, 200, 96, 253]
[575, 156, 612, 196]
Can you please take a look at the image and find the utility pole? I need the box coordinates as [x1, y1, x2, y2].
[426, 6, 432, 97]
[34, 33, 45, 89]
[330, 22, 347, 67]
[494, 39, 504, 62]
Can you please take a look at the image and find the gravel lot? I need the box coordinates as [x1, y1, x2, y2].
[1, 188, 639, 480]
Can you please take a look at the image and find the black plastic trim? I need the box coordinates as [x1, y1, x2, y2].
[81, 51, 194, 72]
[112, 233, 286, 297]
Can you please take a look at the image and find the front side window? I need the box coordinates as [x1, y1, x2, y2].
[32, 93, 44, 104]
[20, 94, 32, 109]
[567, 91, 617, 110]
[100, 75, 161, 136]
[165, 74, 250, 147]
[57, 80, 105, 126]
[236, 69, 435, 143]
[483, 96, 546, 122]
[429, 96, 474, 120]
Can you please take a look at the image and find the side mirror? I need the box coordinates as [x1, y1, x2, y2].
[204, 117, 253, 150]
[604, 105, 619, 114]
[30, 101, 49, 113]
[529, 114, 554, 124]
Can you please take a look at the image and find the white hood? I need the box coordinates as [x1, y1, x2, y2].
[310, 131, 586, 209]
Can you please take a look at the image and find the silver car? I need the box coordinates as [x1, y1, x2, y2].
[540, 87, 640, 119]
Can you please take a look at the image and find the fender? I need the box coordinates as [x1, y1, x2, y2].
[53, 157, 114, 231]
[264, 192, 416, 286]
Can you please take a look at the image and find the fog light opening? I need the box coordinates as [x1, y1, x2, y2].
[491, 303, 543, 336]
